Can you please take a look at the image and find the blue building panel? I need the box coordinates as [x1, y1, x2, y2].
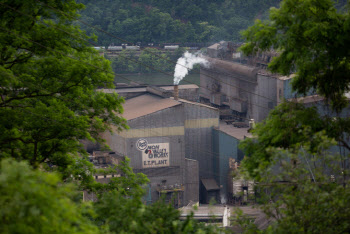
[213, 128, 244, 199]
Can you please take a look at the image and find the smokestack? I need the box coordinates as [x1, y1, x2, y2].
[174, 85, 179, 101]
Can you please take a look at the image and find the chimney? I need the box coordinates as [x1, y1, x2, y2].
[174, 85, 179, 100]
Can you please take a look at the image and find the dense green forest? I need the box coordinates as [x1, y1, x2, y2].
[110, 48, 186, 74]
[77, 0, 282, 45]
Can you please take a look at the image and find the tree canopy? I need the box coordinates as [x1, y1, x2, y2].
[240, 0, 350, 179]
[238, 0, 350, 232]
[77, 0, 282, 45]
[0, 1, 221, 233]
[0, 0, 127, 187]
[241, 0, 350, 112]
[0, 158, 98, 234]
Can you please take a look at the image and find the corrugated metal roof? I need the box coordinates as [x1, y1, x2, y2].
[205, 56, 259, 79]
[98, 84, 198, 94]
[218, 121, 252, 140]
[123, 94, 181, 120]
[201, 178, 220, 191]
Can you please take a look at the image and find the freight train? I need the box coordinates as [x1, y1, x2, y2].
[93, 42, 211, 52]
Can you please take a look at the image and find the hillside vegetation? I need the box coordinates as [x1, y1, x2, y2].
[77, 0, 282, 45]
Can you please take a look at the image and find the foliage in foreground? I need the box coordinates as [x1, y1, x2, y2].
[0, 158, 98, 234]
[238, 0, 350, 233]
[0, 158, 219, 234]
[0, 0, 127, 190]
[239, 132, 350, 234]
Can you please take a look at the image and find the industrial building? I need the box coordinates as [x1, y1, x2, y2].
[200, 41, 293, 123]
[101, 86, 220, 205]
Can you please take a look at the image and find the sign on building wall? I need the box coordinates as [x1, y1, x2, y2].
[136, 139, 170, 168]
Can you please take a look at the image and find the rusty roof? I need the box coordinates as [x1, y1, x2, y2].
[122, 94, 181, 120]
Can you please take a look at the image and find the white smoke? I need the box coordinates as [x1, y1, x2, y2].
[220, 194, 227, 204]
[173, 51, 209, 85]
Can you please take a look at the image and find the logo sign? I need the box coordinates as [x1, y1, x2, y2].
[136, 138, 148, 151]
[142, 143, 170, 168]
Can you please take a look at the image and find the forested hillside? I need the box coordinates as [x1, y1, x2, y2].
[77, 0, 282, 45]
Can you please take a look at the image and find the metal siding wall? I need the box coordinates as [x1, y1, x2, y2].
[104, 101, 221, 205]
[103, 131, 127, 156]
[184, 103, 219, 180]
[124, 105, 185, 170]
[213, 128, 243, 200]
[106, 104, 187, 205]
[126, 136, 184, 169]
[218, 131, 240, 197]
[128, 105, 184, 129]
[283, 79, 294, 99]
[255, 74, 277, 122]
[212, 130, 220, 184]
[179, 88, 199, 102]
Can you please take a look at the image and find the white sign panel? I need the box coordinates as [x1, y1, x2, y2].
[141, 142, 170, 168]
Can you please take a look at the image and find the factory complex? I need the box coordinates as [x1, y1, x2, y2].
[84, 41, 349, 208]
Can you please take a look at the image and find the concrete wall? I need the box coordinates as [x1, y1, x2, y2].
[184, 158, 199, 205]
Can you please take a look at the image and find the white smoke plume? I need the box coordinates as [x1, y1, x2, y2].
[173, 51, 209, 85]
[220, 194, 227, 204]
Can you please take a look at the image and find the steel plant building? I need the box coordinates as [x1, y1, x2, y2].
[102, 87, 220, 206]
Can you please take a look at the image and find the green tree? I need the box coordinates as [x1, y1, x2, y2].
[94, 190, 221, 234]
[0, 158, 98, 234]
[241, 0, 350, 112]
[111, 50, 138, 73]
[238, 132, 350, 233]
[138, 48, 173, 73]
[238, 0, 350, 232]
[0, 0, 127, 187]
[239, 0, 350, 180]
[77, 0, 282, 44]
